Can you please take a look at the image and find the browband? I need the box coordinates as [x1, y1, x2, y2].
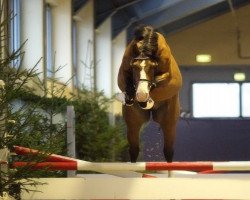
[134, 56, 150, 60]
[134, 52, 150, 60]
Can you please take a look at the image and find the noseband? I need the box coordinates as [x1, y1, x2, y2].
[134, 78, 156, 90]
[135, 72, 170, 92]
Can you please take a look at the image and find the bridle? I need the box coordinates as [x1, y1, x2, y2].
[130, 56, 168, 91]
[124, 55, 169, 109]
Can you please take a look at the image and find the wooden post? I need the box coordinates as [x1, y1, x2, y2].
[66, 106, 76, 177]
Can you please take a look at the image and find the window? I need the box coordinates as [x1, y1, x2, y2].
[242, 83, 250, 117]
[8, 0, 21, 68]
[192, 83, 240, 117]
[72, 20, 78, 87]
[45, 4, 53, 78]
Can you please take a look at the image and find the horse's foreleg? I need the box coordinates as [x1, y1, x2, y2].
[123, 106, 149, 163]
[154, 95, 180, 162]
[164, 95, 180, 162]
[162, 128, 175, 162]
[127, 128, 140, 163]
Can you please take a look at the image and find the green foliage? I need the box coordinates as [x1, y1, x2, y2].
[0, 65, 67, 153]
[73, 89, 128, 162]
[0, 3, 67, 197]
[7, 90, 68, 155]
[0, 57, 67, 198]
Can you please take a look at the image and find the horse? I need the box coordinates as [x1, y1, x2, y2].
[117, 25, 182, 163]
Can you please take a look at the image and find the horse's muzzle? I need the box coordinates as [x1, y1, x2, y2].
[135, 80, 151, 102]
[136, 91, 149, 102]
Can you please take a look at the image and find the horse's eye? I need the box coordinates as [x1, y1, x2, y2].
[133, 65, 141, 70]
[130, 60, 140, 68]
[130, 59, 137, 66]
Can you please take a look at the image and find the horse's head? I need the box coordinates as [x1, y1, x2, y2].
[130, 53, 158, 102]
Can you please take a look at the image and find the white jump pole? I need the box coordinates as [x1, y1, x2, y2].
[21, 175, 250, 200]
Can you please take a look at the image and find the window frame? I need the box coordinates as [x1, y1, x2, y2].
[72, 20, 78, 87]
[45, 4, 53, 78]
[8, 0, 21, 68]
[241, 82, 250, 118]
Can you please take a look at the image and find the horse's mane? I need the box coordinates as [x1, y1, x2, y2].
[133, 25, 158, 58]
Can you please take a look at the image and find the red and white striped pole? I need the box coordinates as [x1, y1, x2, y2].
[12, 146, 250, 172]
[13, 146, 77, 162]
[12, 160, 250, 172]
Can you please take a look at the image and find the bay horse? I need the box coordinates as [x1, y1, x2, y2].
[117, 25, 182, 163]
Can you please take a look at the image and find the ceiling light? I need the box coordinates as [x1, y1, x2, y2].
[234, 72, 246, 82]
[196, 54, 211, 63]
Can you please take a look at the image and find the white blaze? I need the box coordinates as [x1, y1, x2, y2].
[136, 60, 150, 102]
[139, 60, 147, 79]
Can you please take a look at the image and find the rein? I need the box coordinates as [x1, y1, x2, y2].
[155, 72, 169, 84]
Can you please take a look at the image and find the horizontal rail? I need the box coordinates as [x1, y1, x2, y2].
[13, 146, 250, 172]
[12, 161, 250, 172]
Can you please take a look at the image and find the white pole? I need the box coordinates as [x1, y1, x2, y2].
[21, 175, 250, 199]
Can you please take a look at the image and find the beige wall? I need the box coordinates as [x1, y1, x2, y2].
[111, 31, 127, 116]
[167, 4, 250, 66]
[51, 0, 72, 85]
[74, 0, 94, 90]
[18, 0, 74, 97]
[112, 30, 127, 94]
[95, 18, 112, 97]
[21, 0, 44, 77]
